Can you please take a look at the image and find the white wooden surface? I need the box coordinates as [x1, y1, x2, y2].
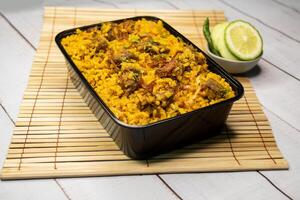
[0, 0, 299, 199]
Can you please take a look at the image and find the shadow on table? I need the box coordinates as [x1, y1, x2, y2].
[149, 125, 238, 163]
[237, 64, 262, 78]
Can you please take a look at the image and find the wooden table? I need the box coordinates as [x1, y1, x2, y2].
[0, 0, 299, 199]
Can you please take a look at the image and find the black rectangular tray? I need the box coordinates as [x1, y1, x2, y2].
[55, 16, 244, 159]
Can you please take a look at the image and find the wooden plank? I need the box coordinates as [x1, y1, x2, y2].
[0, 16, 34, 121]
[160, 172, 290, 200]
[260, 109, 300, 199]
[273, 0, 300, 11]
[0, 0, 117, 48]
[224, 0, 300, 41]
[57, 176, 178, 200]
[0, 106, 68, 200]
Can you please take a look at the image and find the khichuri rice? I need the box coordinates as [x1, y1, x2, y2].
[61, 19, 235, 125]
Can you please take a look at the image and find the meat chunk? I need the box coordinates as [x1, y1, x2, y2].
[156, 51, 184, 78]
[120, 20, 135, 33]
[106, 21, 135, 41]
[152, 78, 177, 107]
[94, 38, 108, 53]
[156, 59, 178, 77]
[86, 27, 98, 33]
[141, 104, 154, 114]
[123, 51, 138, 60]
[201, 78, 226, 100]
[119, 68, 141, 94]
[159, 47, 170, 54]
[149, 57, 167, 68]
[195, 53, 205, 65]
[144, 40, 160, 55]
[106, 28, 116, 41]
[106, 50, 116, 69]
[116, 32, 129, 40]
[106, 23, 118, 41]
[138, 39, 170, 55]
[113, 51, 138, 66]
[139, 78, 155, 92]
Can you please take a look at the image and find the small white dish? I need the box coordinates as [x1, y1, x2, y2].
[206, 49, 261, 74]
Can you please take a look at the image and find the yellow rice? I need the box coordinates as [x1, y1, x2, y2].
[61, 19, 235, 125]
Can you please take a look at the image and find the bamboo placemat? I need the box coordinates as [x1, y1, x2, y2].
[0, 7, 288, 180]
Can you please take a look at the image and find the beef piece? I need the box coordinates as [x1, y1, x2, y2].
[124, 51, 138, 60]
[156, 59, 178, 77]
[156, 51, 183, 77]
[138, 38, 165, 55]
[146, 41, 160, 54]
[86, 27, 97, 33]
[106, 50, 119, 71]
[120, 77, 139, 94]
[149, 59, 159, 68]
[149, 59, 165, 68]
[159, 47, 170, 54]
[106, 24, 117, 41]
[145, 45, 158, 55]
[152, 82, 176, 108]
[116, 32, 129, 40]
[149, 57, 166, 68]
[119, 68, 141, 94]
[107, 29, 115, 41]
[121, 20, 135, 33]
[141, 104, 154, 116]
[113, 51, 138, 66]
[201, 78, 226, 100]
[185, 66, 192, 72]
[108, 20, 135, 40]
[107, 57, 119, 71]
[139, 78, 155, 92]
[195, 54, 205, 65]
[95, 38, 108, 53]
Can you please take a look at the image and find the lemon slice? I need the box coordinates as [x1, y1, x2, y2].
[225, 20, 263, 60]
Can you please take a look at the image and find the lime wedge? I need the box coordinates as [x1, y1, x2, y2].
[225, 20, 263, 60]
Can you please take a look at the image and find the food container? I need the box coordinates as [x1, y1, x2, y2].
[55, 16, 244, 159]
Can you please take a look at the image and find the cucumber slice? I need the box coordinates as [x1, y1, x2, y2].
[211, 23, 225, 51]
[216, 22, 239, 60]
